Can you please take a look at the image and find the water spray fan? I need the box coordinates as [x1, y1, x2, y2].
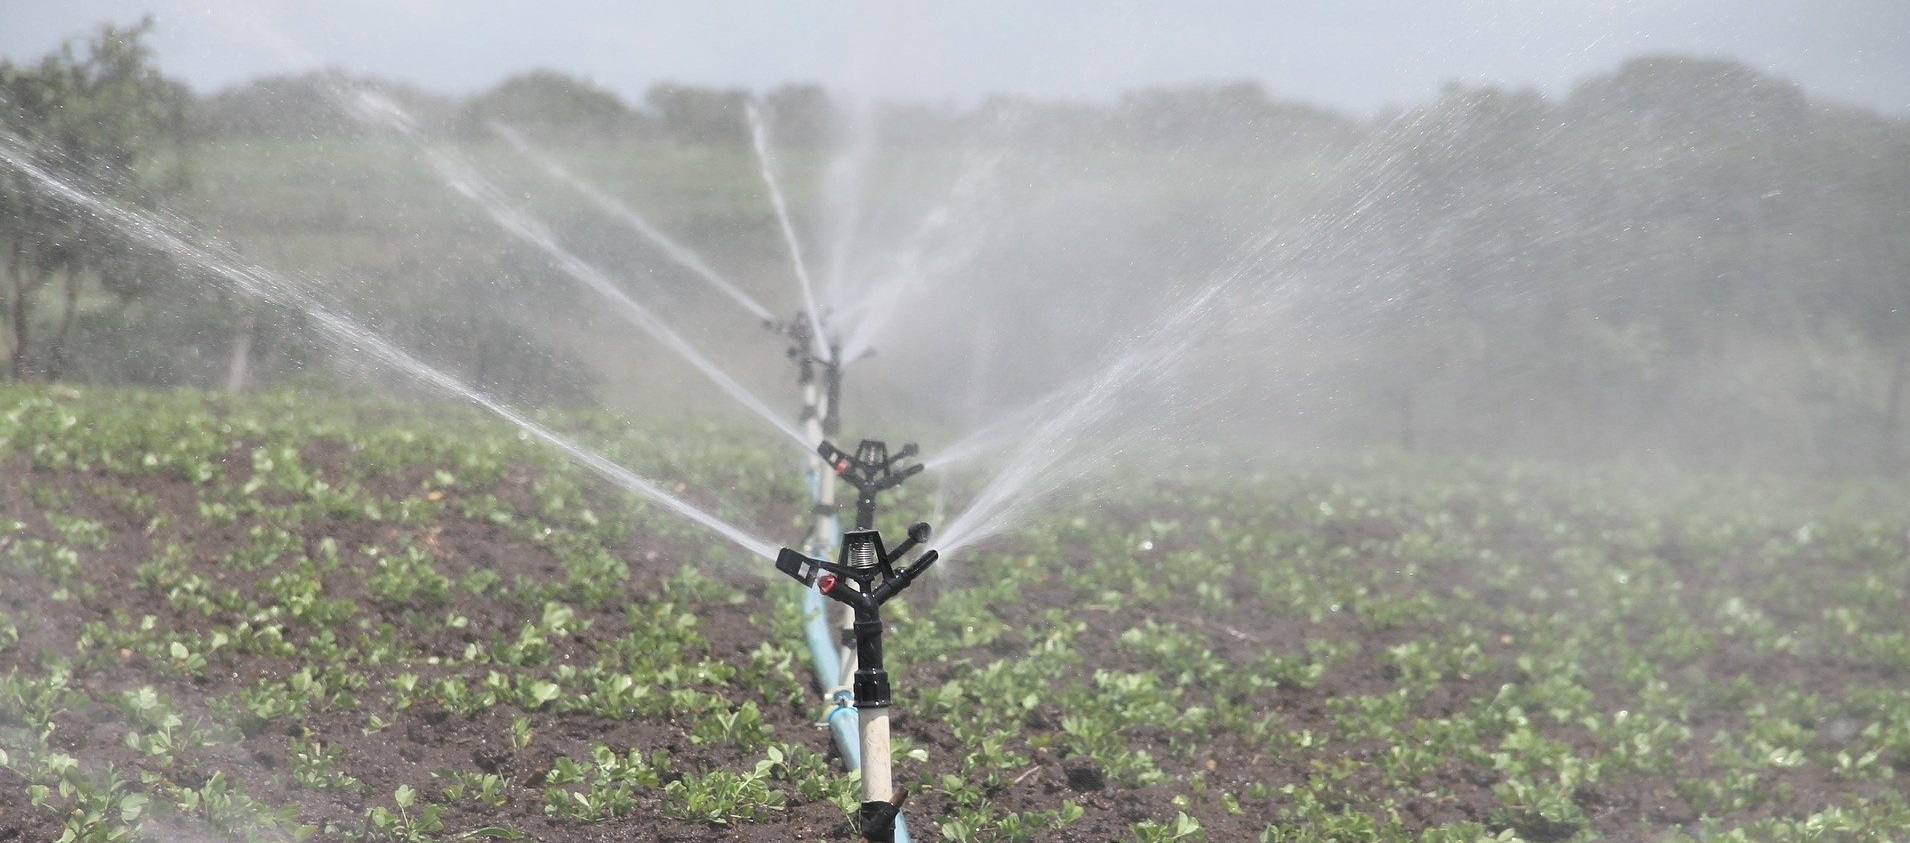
[776, 523, 937, 843]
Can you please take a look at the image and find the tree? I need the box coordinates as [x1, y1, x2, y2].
[644, 83, 750, 145]
[1114, 80, 1359, 150]
[460, 70, 645, 140]
[0, 18, 189, 380]
[196, 69, 457, 140]
[761, 83, 839, 148]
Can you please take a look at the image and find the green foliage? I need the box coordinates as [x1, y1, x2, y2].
[460, 70, 644, 139]
[542, 745, 670, 822]
[661, 766, 785, 826]
[364, 544, 453, 609]
[2, 386, 1910, 842]
[0, 18, 195, 383]
[365, 784, 444, 842]
[1132, 811, 1206, 843]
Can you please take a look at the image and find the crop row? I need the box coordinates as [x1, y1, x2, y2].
[1, 385, 1907, 841]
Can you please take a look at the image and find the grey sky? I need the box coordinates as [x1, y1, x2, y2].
[2, 0, 1905, 114]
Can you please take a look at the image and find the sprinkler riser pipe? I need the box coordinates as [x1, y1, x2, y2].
[776, 528, 932, 843]
[860, 706, 894, 802]
[823, 345, 842, 436]
[853, 614, 889, 705]
[836, 604, 858, 694]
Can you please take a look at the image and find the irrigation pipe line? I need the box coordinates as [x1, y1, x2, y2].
[781, 323, 919, 843]
[778, 525, 936, 842]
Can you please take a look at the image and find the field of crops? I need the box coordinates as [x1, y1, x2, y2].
[3, 385, 1909, 842]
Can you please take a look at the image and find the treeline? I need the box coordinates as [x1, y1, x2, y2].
[192, 67, 1362, 154]
[1286, 58, 1910, 471]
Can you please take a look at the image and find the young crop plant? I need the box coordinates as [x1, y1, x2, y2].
[1488, 717, 1598, 839]
[1262, 777, 1411, 843]
[364, 544, 454, 608]
[938, 800, 1086, 843]
[4, 537, 88, 598]
[542, 745, 670, 823]
[439, 770, 511, 808]
[757, 743, 856, 805]
[661, 765, 785, 826]
[260, 563, 361, 628]
[1060, 714, 1168, 787]
[140, 769, 313, 841]
[25, 758, 149, 843]
[364, 785, 445, 842]
[736, 641, 807, 709]
[1130, 811, 1206, 843]
[290, 736, 365, 792]
[490, 601, 588, 667]
[1118, 620, 1232, 689]
[690, 699, 774, 750]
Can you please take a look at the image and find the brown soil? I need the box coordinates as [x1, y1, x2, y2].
[1, 440, 1905, 842]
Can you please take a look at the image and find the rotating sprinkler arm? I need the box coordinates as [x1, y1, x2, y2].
[884, 520, 933, 562]
[772, 524, 936, 595]
[823, 345, 843, 436]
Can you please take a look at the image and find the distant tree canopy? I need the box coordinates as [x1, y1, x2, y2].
[760, 83, 838, 147]
[0, 17, 189, 381]
[1114, 80, 1361, 149]
[195, 70, 458, 139]
[1566, 55, 1812, 137]
[8, 25, 1910, 470]
[459, 70, 646, 139]
[192, 72, 1372, 155]
[1312, 54, 1910, 468]
[644, 82, 752, 145]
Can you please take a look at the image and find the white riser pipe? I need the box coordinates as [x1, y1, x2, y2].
[859, 707, 893, 804]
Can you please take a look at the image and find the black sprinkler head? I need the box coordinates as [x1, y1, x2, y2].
[820, 438, 926, 531]
[772, 524, 938, 611]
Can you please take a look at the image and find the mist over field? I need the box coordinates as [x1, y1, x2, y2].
[10, 39, 1910, 475]
[2, 8, 1909, 843]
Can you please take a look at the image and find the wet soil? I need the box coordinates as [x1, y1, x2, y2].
[0, 441, 1904, 842]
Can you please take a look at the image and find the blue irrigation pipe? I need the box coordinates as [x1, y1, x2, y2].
[801, 467, 914, 843]
[801, 584, 842, 693]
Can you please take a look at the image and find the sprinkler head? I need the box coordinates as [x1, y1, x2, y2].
[820, 438, 925, 531]
[821, 439, 925, 492]
[772, 522, 937, 843]
[773, 311, 842, 434]
[772, 524, 938, 609]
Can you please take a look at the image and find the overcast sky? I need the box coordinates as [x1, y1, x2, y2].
[2, 0, 1905, 115]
